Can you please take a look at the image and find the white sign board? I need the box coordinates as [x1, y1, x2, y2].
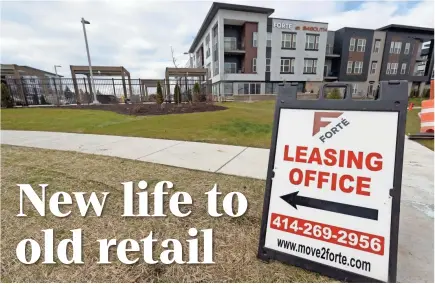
[263, 109, 398, 282]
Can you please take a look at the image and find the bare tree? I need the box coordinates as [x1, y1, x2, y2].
[170, 46, 179, 68]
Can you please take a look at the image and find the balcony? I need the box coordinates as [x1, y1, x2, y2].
[224, 37, 245, 54]
[224, 67, 243, 74]
[324, 71, 339, 80]
[325, 45, 340, 58]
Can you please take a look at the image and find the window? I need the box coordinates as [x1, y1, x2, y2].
[280, 58, 295, 73]
[252, 58, 257, 73]
[239, 83, 261, 95]
[250, 83, 261, 94]
[206, 34, 210, 58]
[266, 58, 271, 72]
[349, 38, 356, 51]
[401, 63, 407, 74]
[281, 32, 296, 49]
[214, 63, 219, 76]
[356, 39, 366, 52]
[353, 61, 363, 74]
[347, 61, 353, 74]
[370, 61, 377, 74]
[223, 83, 233, 95]
[404, 43, 410, 54]
[305, 34, 319, 50]
[224, 62, 237, 74]
[395, 42, 402, 54]
[207, 63, 211, 78]
[253, 32, 258, 47]
[304, 58, 317, 74]
[386, 62, 391, 75]
[352, 84, 358, 95]
[374, 40, 381, 53]
[265, 83, 278, 94]
[390, 41, 402, 54]
[224, 37, 237, 51]
[390, 62, 398, 74]
[267, 33, 272, 47]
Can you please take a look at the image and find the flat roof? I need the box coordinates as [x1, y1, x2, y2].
[1, 64, 60, 77]
[188, 2, 274, 53]
[377, 24, 434, 34]
[271, 17, 328, 25]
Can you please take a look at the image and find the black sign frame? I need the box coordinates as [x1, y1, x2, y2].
[257, 81, 408, 283]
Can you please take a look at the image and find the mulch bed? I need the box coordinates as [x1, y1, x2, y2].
[56, 102, 227, 116]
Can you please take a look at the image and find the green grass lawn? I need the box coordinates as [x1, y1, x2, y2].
[1, 101, 433, 150]
[1, 102, 276, 148]
[405, 108, 434, 150]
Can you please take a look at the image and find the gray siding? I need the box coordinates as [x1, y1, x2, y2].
[367, 31, 386, 84]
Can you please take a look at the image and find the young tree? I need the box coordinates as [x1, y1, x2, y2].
[193, 82, 201, 102]
[156, 81, 164, 106]
[1, 83, 14, 108]
[174, 84, 180, 104]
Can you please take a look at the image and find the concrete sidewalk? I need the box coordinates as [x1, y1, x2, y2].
[1, 130, 434, 282]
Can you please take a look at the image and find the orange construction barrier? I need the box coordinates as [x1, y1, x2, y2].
[419, 98, 434, 133]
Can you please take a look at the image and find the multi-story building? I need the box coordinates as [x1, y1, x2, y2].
[377, 24, 434, 96]
[188, 2, 434, 98]
[326, 27, 375, 96]
[188, 2, 328, 97]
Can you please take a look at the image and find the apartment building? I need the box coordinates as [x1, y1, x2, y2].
[188, 2, 434, 97]
[377, 24, 434, 96]
[325, 27, 375, 96]
[188, 2, 328, 96]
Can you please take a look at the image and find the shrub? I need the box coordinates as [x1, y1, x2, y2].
[174, 84, 181, 104]
[40, 95, 48, 105]
[409, 89, 419, 98]
[193, 82, 200, 102]
[327, 88, 342, 99]
[422, 88, 430, 99]
[1, 83, 14, 108]
[156, 81, 164, 105]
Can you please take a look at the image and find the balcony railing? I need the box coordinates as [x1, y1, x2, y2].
[325, 45, 340, 57]
[224, 37, 243, 51]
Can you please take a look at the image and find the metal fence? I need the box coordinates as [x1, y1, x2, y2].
[2, 77, 213, 106]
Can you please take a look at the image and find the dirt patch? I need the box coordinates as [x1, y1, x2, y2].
[57, 103, 227, 116]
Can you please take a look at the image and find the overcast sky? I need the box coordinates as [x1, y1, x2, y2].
[1, 0, 433, 78]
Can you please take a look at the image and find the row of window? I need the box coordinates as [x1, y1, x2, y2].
[216, 82, 362, 96]
[346, 61, 364, 74]
[386, 62, 408, 75]
[389, 42, 410, 55]
[280, 58, 318, 74]
[349, 38, 366, 52]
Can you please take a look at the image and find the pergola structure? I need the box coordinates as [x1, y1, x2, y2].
[165, 67, 208, 97]
[140, 79, 166, 99]
[1, 64, 62, 105]
[70, 65, 132, 99]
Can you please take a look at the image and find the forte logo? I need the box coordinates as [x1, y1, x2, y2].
[312, 112, 350, 143]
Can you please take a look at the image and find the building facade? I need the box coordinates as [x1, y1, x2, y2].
[188, 2, 434, 98]
[377, 25, 434, 96]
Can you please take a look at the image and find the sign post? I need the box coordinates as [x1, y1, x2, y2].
[258, 81, 408, 282]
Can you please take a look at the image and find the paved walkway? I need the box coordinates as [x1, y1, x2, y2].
[1, 130, 434, 282]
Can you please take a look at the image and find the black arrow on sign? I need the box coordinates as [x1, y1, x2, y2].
[280, 191, 378, 221]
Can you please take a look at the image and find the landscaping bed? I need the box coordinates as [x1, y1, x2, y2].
[58, 102, 227, 116]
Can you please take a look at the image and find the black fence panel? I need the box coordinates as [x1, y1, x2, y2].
[2, 78, 213, 106]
